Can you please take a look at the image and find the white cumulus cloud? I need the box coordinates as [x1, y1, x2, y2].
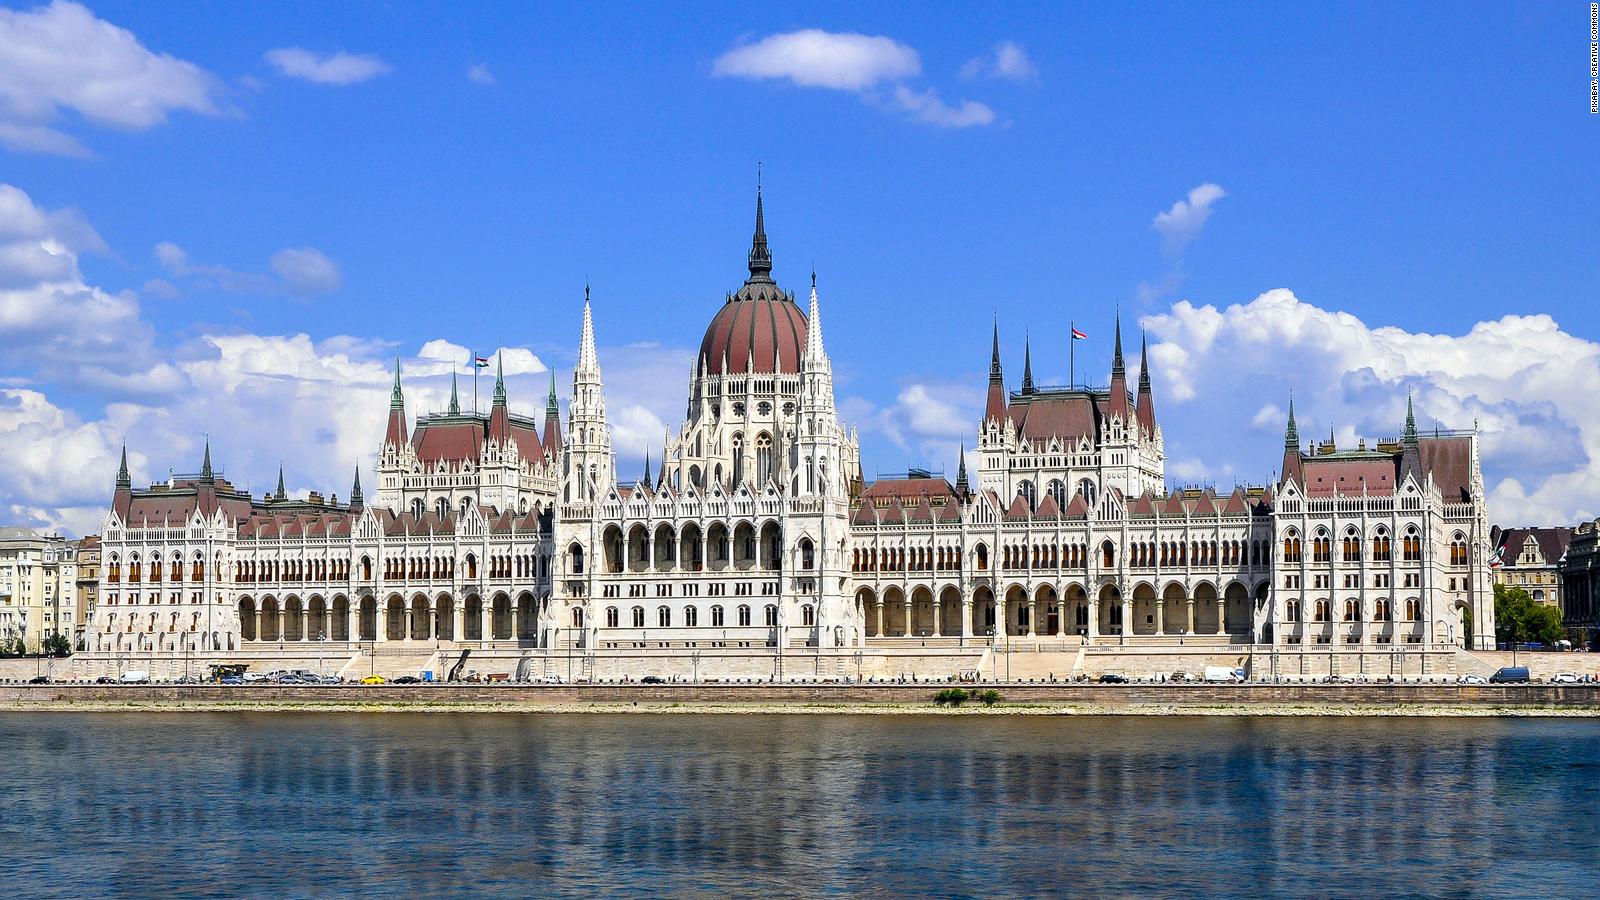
[960, 41, 1039, 83]
[1143, 288, 1600, 525]
[713, 29, 920, 90]
[1152, 183, 1226, 256]
[269, 246, 342, 296]
[265, 47, 392, 85]
[0, 1, 222, 156]
[891, 85, 996, 129]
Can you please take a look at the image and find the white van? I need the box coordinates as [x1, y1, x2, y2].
[119, 670, 150, 684]
[1203, 666, 1244, 683]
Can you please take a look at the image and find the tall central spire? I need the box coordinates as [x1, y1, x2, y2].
[747, 179, 773, 283]
[578, 285, 599, 374]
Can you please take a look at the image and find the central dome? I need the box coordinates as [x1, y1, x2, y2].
[697, 189, 807, 376]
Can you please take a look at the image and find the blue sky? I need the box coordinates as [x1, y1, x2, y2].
[1, 1, 1596, 534]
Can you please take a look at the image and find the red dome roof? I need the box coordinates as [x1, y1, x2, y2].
[699, 286, 807, 375]
[698, 186, 808, 375]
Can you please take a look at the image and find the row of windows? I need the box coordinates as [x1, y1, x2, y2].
[1281, 598, 1422, 622]
[601, 603, 796, 628]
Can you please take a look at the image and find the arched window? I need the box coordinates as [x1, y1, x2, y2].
[1285, 599, 1301, 622]
[1101, 540, 1115, 568]
[569, 543, 585, 575]
[411, 498, 425, 519]
[1449, 532, 1468, 566]
[756, 433, 773, 486]
[975, 543, 988, 571]
[1018, 480, 1037, 512]
[1076, 478, 1098, 507]
[1313, 528, 1331, 563]
[685, 606, 698, 627]
[632, 606, 645, 627]
[1375, 599, 1391, 621]
[1283, 529, 1302, 563]
[711, 605, 724, 627]
[799, 537, 815, 570]
[1344, 599, 1360, 621]
[1343, 527, 1361, 561]
[802, 604, 815, 626]
[764, 604, 779, 627]
[737, 604, 752, 627]
[1406, 598, 1421, 621]
[606, 607, 619, 628]
[657, 606, 671, 627]
[1373, 527, 1392, 561]
[435, 497, 450, 519]
[1314, 599, 1330, 622]
[571, 608, 584, 627]
[1047, 479, 1066, 510]
[465, 554, 477, 579]
[1403, 526, 1422, 561]
[731, 433, 745, 485]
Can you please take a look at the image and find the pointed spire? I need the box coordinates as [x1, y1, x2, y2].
[546, 369, 559, 418]
[804, 273, 827, 365]
[989, 318, 1003, 382]
[578, 286, 598, 373]
[746, 178, 773, 283]
[643, 451, 652, 486]
[390, 357, 404, 409]
[1403, 393, 1418, 444]
[1138, 332, 1151, 392]
[448, 369, 460, 415]
[116, 442, 130, 488]
[349, 465, 364, 511]
[955, 440, 970, 497]
[1135, 330, 1156, 436]
[199, 439, 213, 482]
[1021, 335, 1035, 395]
[1284, 394, 1299, 449]
[275, 464, 286, 500]
[1111, 313, 1126, 377]
[493, 351, 506, 404]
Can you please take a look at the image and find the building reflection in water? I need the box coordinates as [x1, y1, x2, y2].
[2, 713, 1597, 896]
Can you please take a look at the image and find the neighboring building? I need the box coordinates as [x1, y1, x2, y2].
[1490, 525, 1571, 608]
[86, 189, 1497, 667]
[1560, 520, 1600, 648]
[0, 526, 78, 653]
[75, 535, 101, 649]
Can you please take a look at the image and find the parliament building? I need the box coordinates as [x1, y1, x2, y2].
[84, 192, 1496, 680]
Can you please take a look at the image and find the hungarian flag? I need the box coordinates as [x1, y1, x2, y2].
[1071, 327, 1087, 340]
[474, 356, 491, 368]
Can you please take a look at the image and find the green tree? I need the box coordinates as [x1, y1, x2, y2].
[1495, 584, 1566, 646]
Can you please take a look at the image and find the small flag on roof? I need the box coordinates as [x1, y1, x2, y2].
[474, 356, 491, 368]
[1071, 327, 1087, 340]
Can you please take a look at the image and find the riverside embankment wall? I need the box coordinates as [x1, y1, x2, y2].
[5, 683, 1600, 709]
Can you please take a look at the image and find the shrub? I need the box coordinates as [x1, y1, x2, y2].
[933, 687, 969, 707]
[978, 689, 1003, 707]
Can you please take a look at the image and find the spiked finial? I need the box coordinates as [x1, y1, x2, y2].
[116, 442, 130, 488]
[1284, 394, 1299, 449]
[578, 288, 598, 373]
[199, 439, 213, 482]
[1021, 335, 1035, 394]
[390, 357, 404, 409]
[643, 451, 652, 486]
[747, 179, 772, 282]
[276, 464, 286, 500]
[546, 369, 559, 418]
[448, 368, 460, 415]
[349, 465, 363, 510]
[493, 351, 506, 404]
[954, 439, 969, 496]
[1403, 393, 1418, 444]
[1138, 331, 1152, 391]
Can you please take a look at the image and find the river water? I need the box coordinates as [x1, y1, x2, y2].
[0, 713, 1595, 897]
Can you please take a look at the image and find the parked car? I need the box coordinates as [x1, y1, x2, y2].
[540, 674, 564, 684]
[1203, 666, 1246, 683]
[242, 672, 269, 683]
[391, 675, 422, 684]
[94, 675, 117, 684]
[1550, 672, 1582, 684]
[1098, 673, 1129, 684]
[27, 675, 50, 684]
[1457, 674, 1487, 685]
[640, 675, 665, 684]
[319, 675, 342, 685]
[1489, 667, 1531, 684]
[119, 670, 150, 684]
[219, 675, 244, 685]
[360, 675, 386, 685]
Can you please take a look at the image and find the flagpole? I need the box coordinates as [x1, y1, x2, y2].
[1069, 320, 1075, 390]
[472, 351, 478, 414]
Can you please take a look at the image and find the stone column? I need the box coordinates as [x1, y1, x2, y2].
[481, 605, 491, 642]
[1187, 599, 1196, 634]
[511, 607, 521, 641]
[1087, 599, 1099, 640]
[1120, 597, 1132, 643]
[932, 600, 943, 638]
[1215, 598, 1226, 636]
[902, 600, 912, 637]
[453, 603, 465, 642]
[961, 595, 973, 640]
[1156, 599, 1166, 636]
[875, 600, 884, 638]
[1026, 596, 1037, 638]
[347, 604, 358, 643]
